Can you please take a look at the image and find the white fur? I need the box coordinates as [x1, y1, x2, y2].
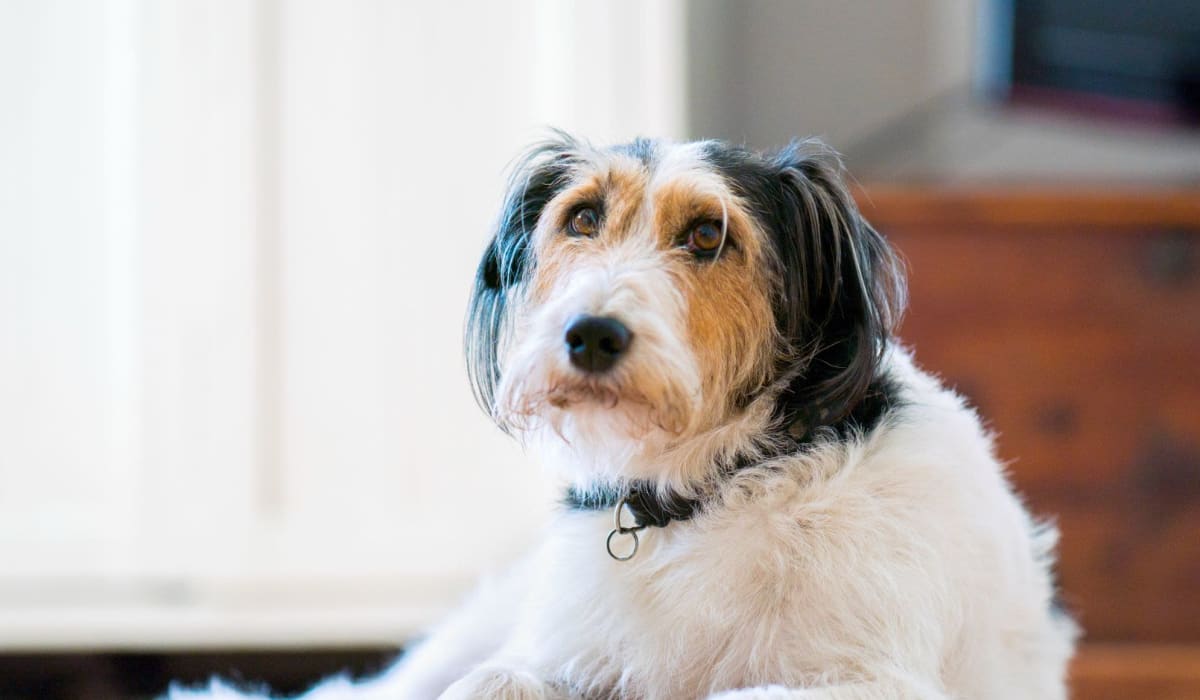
[169, 349, 1075, 700]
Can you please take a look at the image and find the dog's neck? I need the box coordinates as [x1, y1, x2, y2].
[561, 374, 902, 532]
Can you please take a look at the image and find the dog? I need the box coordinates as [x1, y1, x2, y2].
[173, 135, 1077, 699]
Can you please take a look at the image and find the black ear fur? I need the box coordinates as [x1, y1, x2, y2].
[465, 134, 580, 417]
[767, 140, 907, 433]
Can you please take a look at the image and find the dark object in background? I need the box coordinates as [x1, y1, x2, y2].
[978, 0, 1200, 125]
[0, 649, 398, 700]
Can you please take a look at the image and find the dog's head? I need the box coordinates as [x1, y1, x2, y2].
[466, 134, 905, 487]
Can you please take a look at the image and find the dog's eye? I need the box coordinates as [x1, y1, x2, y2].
[686, 221, 724, 257]
[568, 207, 600, 237]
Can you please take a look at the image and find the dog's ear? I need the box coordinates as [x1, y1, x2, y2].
[465, 134, 580, 416]
[768, 139, 906, 432]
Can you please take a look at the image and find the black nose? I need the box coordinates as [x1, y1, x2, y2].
[564, 315, 632, 373]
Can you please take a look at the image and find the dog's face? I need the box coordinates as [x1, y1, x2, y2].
[467, 135, 903, 487]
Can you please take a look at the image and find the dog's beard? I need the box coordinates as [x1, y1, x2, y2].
[492, 259, 714, 481]
[495, 338, 703, 484]
[497, 366, 694, 442]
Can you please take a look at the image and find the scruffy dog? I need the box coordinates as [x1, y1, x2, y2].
[175, 135, 1076, 699]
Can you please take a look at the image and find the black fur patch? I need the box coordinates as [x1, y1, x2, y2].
[700, 140, 905, 438]
[792, 374, 905, 444]
[465, 134, 582, 414]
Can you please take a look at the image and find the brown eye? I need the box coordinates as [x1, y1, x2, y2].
[568, 207, 600, 237]
[686, 221, 724, 256]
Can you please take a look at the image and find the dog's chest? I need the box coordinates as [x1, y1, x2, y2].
[531, 504, 825, 698]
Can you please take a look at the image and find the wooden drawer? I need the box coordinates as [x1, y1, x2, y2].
[857, 187, 1200, 645]
[1072, 644, 1200, 700]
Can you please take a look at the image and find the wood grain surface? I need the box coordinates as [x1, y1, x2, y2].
[858, 184, 1200, 697]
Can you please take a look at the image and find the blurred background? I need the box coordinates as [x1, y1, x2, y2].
[1, 1, 1197, 698]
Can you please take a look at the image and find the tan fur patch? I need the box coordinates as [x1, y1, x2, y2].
[650, 176, 778, 426]
[527, 153, 650, 304]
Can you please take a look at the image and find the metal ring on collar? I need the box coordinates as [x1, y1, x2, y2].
[606, 526, 640, 561]
[613, 495, 640, 533]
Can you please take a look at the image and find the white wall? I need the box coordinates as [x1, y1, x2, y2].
[0, 0, 686, 649]
[0, 0, 142, 577]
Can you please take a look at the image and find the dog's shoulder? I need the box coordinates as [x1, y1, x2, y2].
[706, 345, 1014, 543]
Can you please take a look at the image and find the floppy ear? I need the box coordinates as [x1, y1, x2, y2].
[768, 139, 907, 432]
[465, 134, 580, 417]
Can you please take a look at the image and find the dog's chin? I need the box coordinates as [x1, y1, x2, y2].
[500, 366, 686, 429]
[507, 382, 670, 438]
[498, 377, 694, 481]
[544, 383, 623, 411]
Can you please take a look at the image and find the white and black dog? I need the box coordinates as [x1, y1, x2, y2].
[176, 135, 1076, 699]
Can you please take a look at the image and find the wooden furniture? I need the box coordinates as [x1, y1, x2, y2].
[856, 185, 1200, 699]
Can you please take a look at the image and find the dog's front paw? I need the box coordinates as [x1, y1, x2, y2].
[438, 666, 557, 700]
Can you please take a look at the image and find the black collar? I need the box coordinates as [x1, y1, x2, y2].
[563, 480, 701, 529]
[562, 441, 774, 530]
